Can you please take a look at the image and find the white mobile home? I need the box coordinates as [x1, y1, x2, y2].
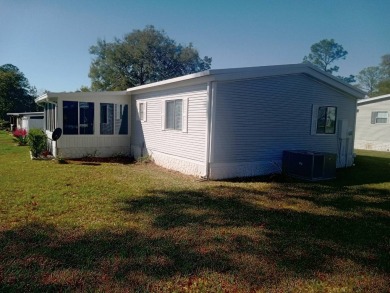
[7, 112, 44, 131]
[36, 64, 365, 179]
[128, 64, 364, 179]
[355, 94, 390, 151]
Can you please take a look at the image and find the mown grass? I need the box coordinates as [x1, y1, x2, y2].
[0, 130, 389, 292]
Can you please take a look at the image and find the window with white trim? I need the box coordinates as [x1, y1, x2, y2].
[161, 98, 188, 132]
[371, 111, 388, 124]
[311, 105, 337, 135]
[137, 101, 147, 122]
[316, 106, 337, 134]
[166, 99, 182, 130]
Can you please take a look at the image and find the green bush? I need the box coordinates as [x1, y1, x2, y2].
[0, 119, 10, 131]
[28, 128, 47, 158]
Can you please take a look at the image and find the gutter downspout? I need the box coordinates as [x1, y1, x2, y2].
[204, 81, 215, 179]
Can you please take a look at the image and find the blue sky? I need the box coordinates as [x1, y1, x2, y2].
[1, 0, 389, 93]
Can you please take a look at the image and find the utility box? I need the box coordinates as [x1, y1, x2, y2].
[282, 150, 337, 181]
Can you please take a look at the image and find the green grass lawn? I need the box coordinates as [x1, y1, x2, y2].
[0, 130, 389, 292]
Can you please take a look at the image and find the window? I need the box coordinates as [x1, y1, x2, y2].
[115, 104, 125, 120]
[166, 99, 183, 130]
[63, 101, 94, 135]
[101, 104, 108, 124]
[100, 103, 114, 134]
[115, 104, 128, 135]
[161, 98, 188, 132]
[136, 101, 147, 122]
[316, 106, 337, 134]
[139, 103, 145, 121]
[371, 111, 388, 124]
[45, 103, 56, 132]
[79, 102, 94, 134]
[63, 101, 78, 134]
[100, 103, 128, 135]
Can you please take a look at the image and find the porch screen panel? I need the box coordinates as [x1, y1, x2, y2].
[45, 103, 56, 132]
[79, 102, 94, 134]
[114, 104, 128, 135]
[100, 103, 114, 134]
[63, 101, 78, 134]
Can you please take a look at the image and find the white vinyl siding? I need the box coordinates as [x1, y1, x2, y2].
[211, 74, 356, 165]
[355, 98, 390, 151]
[131, 84, 207, 163]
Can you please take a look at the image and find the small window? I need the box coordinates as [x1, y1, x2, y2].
[139, 103, 145, 121]
[316, 106, 337, 134]
[371, 111, 388, 124]
[166, 99, 182, 130]
[136, 101, 147, 122]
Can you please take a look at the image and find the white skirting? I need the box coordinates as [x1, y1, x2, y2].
[57, 146, 130, 159]
[131, 146, 206, 177]
[355, 140, 390, 152]
[208, 160, 282, 180]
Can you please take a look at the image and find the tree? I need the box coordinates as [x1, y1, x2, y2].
[356, 66, 384, 96]
[0, 64, 38, 120]
[358, 53, 390, 97]
[303, 39, 355, 82]
[89, 25, 212, 91]
[376, 80, 390, 95]
[78, 85, 91, 92]
[303, 39, 348, 74]
[380, 54, 390, 77]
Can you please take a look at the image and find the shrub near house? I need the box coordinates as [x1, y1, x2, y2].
[28, 128, 47, 158]
[12, 128, 28, 145]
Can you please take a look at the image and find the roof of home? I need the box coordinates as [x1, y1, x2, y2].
[357, 93, 390, 105]
[126, 63, 366, 98]
[35, 91, 127, 104]
[34, 64, 366, 102]
[7, 112, 44, 117]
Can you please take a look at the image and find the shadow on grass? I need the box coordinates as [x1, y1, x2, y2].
[67, 156, 135, 166]
[123, 186, 390, 271]
[224, 154, 390, 187]
[1, 184, 388, 291]
[330, 154, 390, 187]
